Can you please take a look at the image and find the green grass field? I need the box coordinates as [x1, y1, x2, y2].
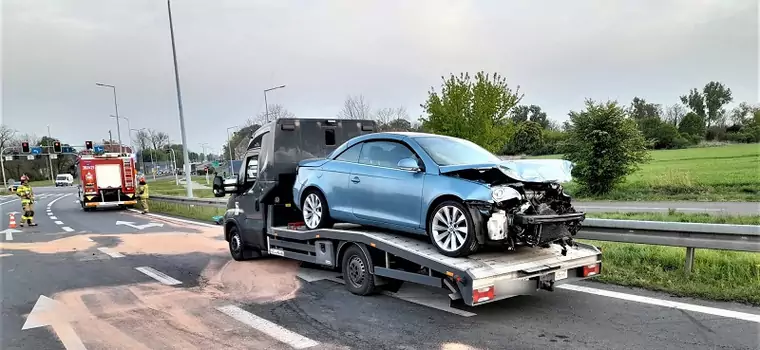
[147, 176, 217, 198]
[533, 143, 760, 201]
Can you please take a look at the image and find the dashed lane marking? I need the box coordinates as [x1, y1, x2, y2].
[97, 247, 125, 258]
[0, 253, 13, 258]
[54, 221, 63, 225]
[62, 227, 74, 232]
[217, 305, 320, 349]
[135, 266, 183, 286]
[50, 216, 58, 220]
[557, 284, 760, 323]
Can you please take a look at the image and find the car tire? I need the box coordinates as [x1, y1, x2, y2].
[301, 189, 334, 230]
[228, 225, 254, 261]
[341, 244, 376, 296]
[427, 200, 479, 257]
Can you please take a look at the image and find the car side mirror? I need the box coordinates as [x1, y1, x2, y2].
[212, 175, 238, 197]
[397, 158, 421, 172]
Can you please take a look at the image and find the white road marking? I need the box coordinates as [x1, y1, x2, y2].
[54, 221, 63, 225]
[97, 247, 124, 258]
[127, 209, 219, 228]
[578, 206, 723, 212]
[0, 199, 19, 206]
[85, 237, 94, 242]
[0, 253, 13, 258]
[5, 231, 13, 241]
[48, 214, 55, 218]
[217, 305, 319, 349]
[558, 284, 760, 323]
[135, 266, 182, 285]
[62, 227, 74, 232]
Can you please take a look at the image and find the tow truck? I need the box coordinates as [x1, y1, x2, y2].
[76, 152, 138, 211]
[213, 118, 602, 307]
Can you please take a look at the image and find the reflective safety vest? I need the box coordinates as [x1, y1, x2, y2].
[16, 184, 33, 203]
[138, 184, 149, 199]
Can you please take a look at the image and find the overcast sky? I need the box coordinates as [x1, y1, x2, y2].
[2, 0, 758, 154]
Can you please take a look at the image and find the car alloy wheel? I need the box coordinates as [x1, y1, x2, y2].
[431, 204, 469, 253]
[303, 193, 323, 229]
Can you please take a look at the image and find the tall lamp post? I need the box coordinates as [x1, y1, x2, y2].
[46, 124, 55, 181]
[95, 82, 123, 154]
[166, 0, 193, 198]
[264, 85, 286, 123]
[112, 115, 133, 153]
[226, 125, 238, 177]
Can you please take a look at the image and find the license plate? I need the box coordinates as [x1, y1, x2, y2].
[555, 269, 568, 280]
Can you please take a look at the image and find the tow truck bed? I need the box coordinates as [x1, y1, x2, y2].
[266, 219, 603, 307]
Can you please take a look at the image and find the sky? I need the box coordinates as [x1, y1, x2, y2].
[2, 0, 758, 154]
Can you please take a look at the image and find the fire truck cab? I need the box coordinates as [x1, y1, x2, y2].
[76, 152, 138, 211]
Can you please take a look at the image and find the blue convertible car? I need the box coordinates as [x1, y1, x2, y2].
[293, 132, 585, 257]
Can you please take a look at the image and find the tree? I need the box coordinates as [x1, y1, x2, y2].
[664, 104, 686, 126]
[680, 81, 733, 128]
[562, 99, 650, 195]
[628, 97, 662, 121]
[253, 104, 294, 125]
[148, 130, 170, 151]
[0, 125, 16, 154]
[510, 104, 549, 129]
[678, 112, 706, 143]
[375, 106, 412, 131]
[503, 121, 544, 155]
[338, 95, 371, 120]
[420, 71, 523, 153]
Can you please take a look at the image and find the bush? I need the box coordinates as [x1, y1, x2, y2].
[502, 121, 544, 155]
[562, 99, 650, 195]
[678, 112, 706, 142]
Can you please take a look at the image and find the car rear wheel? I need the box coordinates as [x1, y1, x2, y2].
[428, 200, 479, 257]
[302, 189, 333, 229]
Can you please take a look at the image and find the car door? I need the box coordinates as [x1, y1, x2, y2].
[350, 140, 425, 229]
[318, 142, 364, 221]
[234, 132, 267, 246]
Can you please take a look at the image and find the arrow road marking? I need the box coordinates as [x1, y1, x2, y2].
[2, 229, 20, 241]
[115, 221, 164, 230]
[23, 295, 87, 350]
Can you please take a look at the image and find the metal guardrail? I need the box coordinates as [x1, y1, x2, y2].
[150, 194, 760, 272]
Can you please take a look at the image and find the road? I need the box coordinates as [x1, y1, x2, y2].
[576, 201, 759, 216]
[1, 186, 758, 349]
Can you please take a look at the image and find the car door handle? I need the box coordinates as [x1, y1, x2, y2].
[351, 176, 360, 183]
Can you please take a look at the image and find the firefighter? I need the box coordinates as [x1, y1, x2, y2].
[16, 175, 38, 227]
[137, 175, 149, 214]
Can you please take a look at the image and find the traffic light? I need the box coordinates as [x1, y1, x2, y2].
[53, 141, 62, 153]
[21, 141, 30, 153]
[85, 140, 93, 150]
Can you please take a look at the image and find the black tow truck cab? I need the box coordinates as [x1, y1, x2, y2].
[213, 118, 603, 307]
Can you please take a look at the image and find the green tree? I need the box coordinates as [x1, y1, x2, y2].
[562, 99, 650, 195]
[678, 112, 706, 144]
[680, 81, 733, 128]
[503, 121, 544, 155]
[420, 71, 522, 153]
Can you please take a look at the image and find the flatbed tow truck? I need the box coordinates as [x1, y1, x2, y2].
[213, 118, 602, 307]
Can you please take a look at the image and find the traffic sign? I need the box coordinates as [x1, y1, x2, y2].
[94, 145, 104, 153]
[4, 156, 12, 161]
[31, 147, 42, 155]
[26, 155, 35, 160]
[50, 154, 58, 159]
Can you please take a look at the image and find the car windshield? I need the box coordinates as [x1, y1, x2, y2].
[56, 175, 68, 180]
[414, 136, 501, 166]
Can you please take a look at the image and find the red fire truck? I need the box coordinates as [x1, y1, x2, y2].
[76, 152, 138, 211]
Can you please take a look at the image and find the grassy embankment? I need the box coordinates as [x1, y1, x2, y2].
[532, 143, 760, 201]
[147, 175, 217, 198]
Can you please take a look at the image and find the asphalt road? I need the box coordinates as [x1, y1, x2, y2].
[1, 187, 758, 349]
[576, 201, 759, 216]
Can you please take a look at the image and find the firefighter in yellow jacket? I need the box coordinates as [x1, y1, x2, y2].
[16, 175, 38, 227]
[137, 175, 149, 214]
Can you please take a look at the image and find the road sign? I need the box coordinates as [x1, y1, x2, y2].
[4, 156, 12, 161]
[26, 155, 34, 160]
[50, 154, 58, 159]
[31, 147, 42, 155]
[94, 145, 104, 153]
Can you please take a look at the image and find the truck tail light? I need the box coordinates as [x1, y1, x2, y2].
[472, 286, 495, 304]
[582, 263, 601, 277]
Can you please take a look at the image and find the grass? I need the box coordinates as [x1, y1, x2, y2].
[583, 239, 760, 305]
[147, 176, 217, 198]
[532, 143, 760, 201]
[147, 201, 760, 304]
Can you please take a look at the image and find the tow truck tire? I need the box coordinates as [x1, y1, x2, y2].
[427, 200, 479, 258]
[341, 244, 376, 296]
[228, 225, 256, 261]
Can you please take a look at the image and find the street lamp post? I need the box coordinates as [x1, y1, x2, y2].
[165, 146, 179, 185]
[95, 82, 123, 154]
[112, 115, 133, 153]
[264, 85, 286, 123]
[166, 0, 193, 198]
[199, 142, 210, 184]
[46, 125, 55, 181]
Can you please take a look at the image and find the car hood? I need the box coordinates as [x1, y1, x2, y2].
[438, 159, 574, 184]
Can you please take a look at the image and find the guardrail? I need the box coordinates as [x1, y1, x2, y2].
[150, 194, 760, 273]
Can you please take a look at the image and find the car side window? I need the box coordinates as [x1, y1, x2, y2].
[245, 155, 259, 182]
[334, 143, 362, 163]
[358, 140, 416, 169]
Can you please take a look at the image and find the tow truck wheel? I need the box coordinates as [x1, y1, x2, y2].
[341, 244, 376, 296]
[428, 200, 479, 258]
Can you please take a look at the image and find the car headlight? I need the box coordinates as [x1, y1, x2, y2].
[491, 186, 522, 202]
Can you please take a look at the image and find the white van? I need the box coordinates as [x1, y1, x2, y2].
[55, 174, 74, 187]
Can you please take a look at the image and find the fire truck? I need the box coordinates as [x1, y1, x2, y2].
[76, 152, 138, 211]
